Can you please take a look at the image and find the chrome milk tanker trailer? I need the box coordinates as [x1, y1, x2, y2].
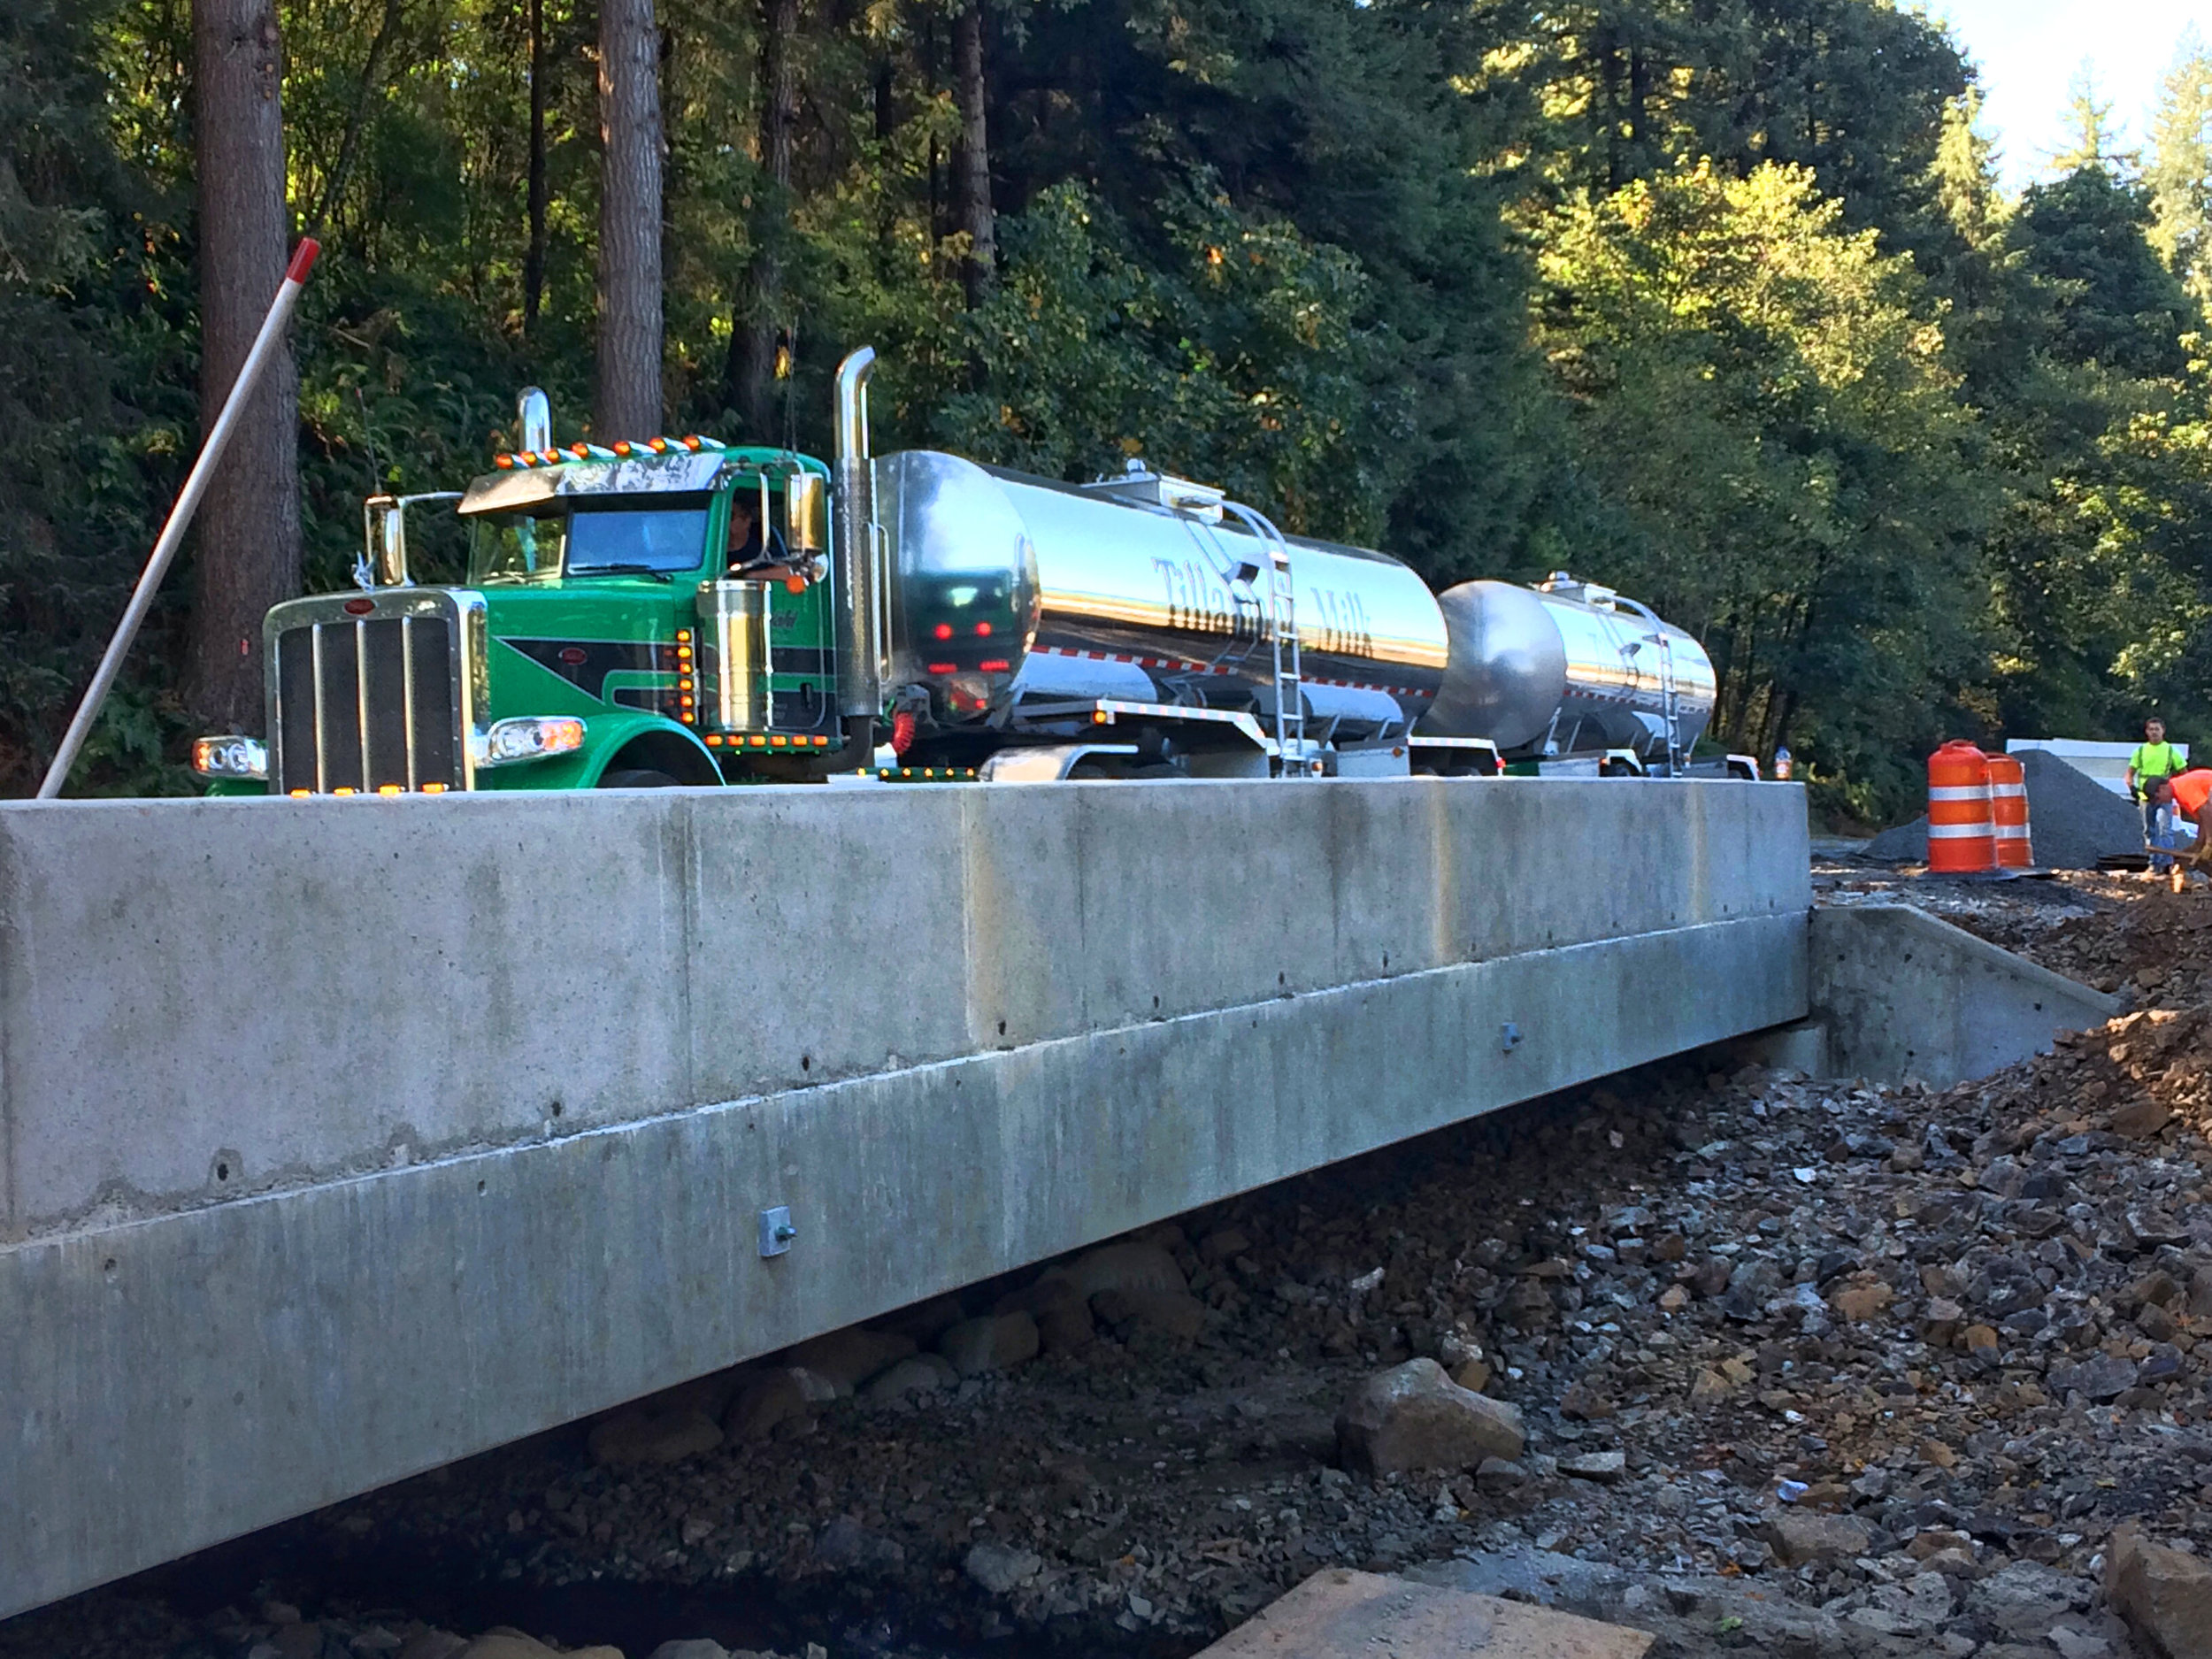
[192, 347, 1746, 794]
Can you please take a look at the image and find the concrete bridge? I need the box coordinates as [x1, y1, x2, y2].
[0, 779, 1812, 1619]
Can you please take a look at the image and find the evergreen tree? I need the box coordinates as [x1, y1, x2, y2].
[2014, 167, 2195, 380]
[2049, 64, 2138, 179]
[2147, 31, 2212, 304]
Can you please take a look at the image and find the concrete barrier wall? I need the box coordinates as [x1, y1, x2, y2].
[1809, 902, 2119, 1087]
[0, 779, 1809, 1617]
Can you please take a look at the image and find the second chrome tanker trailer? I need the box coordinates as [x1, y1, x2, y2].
[193, 347, 1747, 794]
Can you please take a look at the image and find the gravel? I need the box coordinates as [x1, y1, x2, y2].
[11, 876, 2212, 1659]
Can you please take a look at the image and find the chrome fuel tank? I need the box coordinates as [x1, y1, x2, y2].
[872, 450, 1448, 734]
[1425, 576, 1717, 758]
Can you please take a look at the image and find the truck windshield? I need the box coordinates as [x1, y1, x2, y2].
[468, 500, 711, 584]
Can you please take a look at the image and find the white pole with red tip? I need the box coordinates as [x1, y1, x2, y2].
[39, 237, 321, 800]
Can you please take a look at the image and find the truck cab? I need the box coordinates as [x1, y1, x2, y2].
[196, 437, 849, 795]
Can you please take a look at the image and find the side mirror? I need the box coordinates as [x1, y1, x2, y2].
[786, 472, 827, 554]
[362, 495, 411, 588]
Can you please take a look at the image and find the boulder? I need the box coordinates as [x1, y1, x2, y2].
[1967, 1561, 2082, 1640]
[646, 1645, 731, 1659]
[861, 1353, 959, 1405]
[2049, 1351, 2138, 1402]
[812, 1515, 904, 1571]
[1200, 1227, 1251, 1263]
[1055, 1240, 1187, 1300]
[1036, 1296, 1095, 1354]
[1760, 1510, 1871, 1566]
[874, 1292, 967, 1346]
[2106, 1524, 2212, 1659]
[724, 1367, 839, 1440]
[993, 1274, 1095, 1351]
[964, 1540, 1043, 1594]
[786, 1327, 915, 1392]
[457, 1636, 557, 1659]
[1827, 1276, 1894, 1323]
[396, 1635, 468, 1659]
[1092, 1287, 1206, 1340]
[1561, 1449, 1626, 1483]
[586, 1404, 722, 1467]
[461, 1634, 620, 1659]
[938, 1310, 1039, 1376]
[1334, 1357, 1525, 1476]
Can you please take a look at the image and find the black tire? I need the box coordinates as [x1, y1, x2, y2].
[597, 768, 682, 788]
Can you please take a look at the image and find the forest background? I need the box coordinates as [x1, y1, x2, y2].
[6, 0, 2212, 821]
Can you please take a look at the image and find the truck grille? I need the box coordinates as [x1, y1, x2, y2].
[270, 598, 471, 794]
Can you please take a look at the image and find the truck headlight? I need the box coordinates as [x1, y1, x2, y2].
[475, 716, 587, 767]
[191, 735, 268, 780]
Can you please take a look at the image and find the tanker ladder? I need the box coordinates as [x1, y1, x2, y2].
[1615, 594, 1683, 777]
[1217, 501, 1317, 778]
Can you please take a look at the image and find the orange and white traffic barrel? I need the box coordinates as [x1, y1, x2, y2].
[1986, 752, 2031, 868]
[1927, 741, 1995, 873]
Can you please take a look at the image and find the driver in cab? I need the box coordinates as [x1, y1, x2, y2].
[726, 495, 800, 581]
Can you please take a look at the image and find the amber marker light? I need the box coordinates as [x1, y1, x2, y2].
[422, 782, 448, 794]
[378, 784, 403, 796]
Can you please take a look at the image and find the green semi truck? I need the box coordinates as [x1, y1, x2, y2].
[196, 346, 1738, 794]
[196, 355, 895, 794]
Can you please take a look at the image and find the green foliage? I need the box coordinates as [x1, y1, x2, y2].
[2, 0, 2210, 823]
[1535, 160, 1986, 812]
[929, 182, 1407, 540]
[2148, 34, 2212, 306]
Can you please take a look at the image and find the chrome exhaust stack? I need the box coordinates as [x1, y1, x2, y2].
[833, 348, 885, 756]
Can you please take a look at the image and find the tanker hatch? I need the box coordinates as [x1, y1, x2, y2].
[1079, 458, 1225, 523]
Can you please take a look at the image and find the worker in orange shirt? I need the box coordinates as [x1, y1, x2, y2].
[2149, 767, 2212, 890]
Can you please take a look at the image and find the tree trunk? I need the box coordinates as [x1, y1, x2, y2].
[184, 0, 300, 732]
[1628, 41, 1648, 160]
[953, 2, 995, 308]
[525, 0, 549, 335]
[1594, 21, 1622, 190]
[730, 0, 798, 439]
[595, 0, 664, 442]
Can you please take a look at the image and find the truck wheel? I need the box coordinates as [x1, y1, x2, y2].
[597, 768, 681, 788]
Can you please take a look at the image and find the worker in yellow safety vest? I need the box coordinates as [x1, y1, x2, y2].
[2148, 767, 2212, 891]
[2128, 717, 2188, 877]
